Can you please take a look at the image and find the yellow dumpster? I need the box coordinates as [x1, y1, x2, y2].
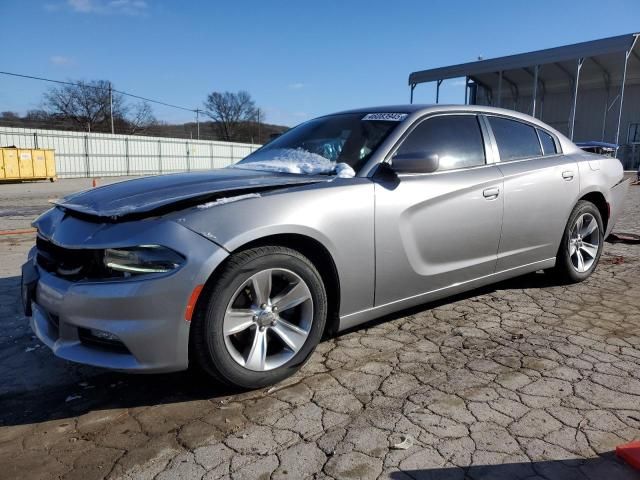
[0, 148, 56, 182]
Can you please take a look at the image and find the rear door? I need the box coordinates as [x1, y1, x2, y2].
[485, 115, 579, 272]
[374, 114, 504, 306]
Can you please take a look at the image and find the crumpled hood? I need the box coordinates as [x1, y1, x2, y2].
[54, 168, 327, 219]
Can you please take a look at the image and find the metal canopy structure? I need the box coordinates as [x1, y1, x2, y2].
[408, 33, 640, 151]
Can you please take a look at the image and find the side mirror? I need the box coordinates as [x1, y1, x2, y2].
[391, 152, 439, 174]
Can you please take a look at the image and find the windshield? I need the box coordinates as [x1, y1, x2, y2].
[233, 112, 403, 176]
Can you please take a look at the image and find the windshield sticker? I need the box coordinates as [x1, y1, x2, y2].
[362, 113, 408, 121]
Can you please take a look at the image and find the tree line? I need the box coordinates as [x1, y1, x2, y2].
[1, 80, 285, 144]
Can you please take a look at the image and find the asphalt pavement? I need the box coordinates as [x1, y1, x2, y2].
[1, 177, 640, 480]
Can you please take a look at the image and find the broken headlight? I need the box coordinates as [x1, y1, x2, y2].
[103, 245, 184, 275]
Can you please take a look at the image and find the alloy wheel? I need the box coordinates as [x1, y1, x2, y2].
[222, 268, 313, 371]
[568, 212, 600, 273]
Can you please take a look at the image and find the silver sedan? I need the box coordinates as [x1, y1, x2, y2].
[22, 105, 629, 388]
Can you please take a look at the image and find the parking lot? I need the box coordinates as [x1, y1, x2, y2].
[1, 178, 640, 480]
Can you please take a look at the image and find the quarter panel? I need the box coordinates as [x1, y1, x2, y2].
[577, 154, 625, 237]
[496, 155, 579, 271]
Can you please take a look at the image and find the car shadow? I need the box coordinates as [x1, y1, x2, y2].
[0, 270, 583, 428]
[0, 274, 242, 428]
[389, 451, 637, 479]
[337, 270, 559, 337]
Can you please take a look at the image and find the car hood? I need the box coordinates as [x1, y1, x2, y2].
[53, 168, 328, 219]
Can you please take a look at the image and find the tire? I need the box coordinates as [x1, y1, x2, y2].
[551, 200, 604, 283]
[190, 246, 327, 389]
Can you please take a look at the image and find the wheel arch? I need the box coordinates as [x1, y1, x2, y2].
[578, 190, 609, 232]
[193, 233, 342, 339]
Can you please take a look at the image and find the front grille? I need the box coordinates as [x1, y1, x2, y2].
[36, 236, 107, 280]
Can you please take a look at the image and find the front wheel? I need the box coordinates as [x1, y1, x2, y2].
[551, 200, 604, 283]
[190, 246, 327, 389]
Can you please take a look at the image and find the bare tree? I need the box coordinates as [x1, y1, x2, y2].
[125, 102, 157, 134]
[0, 111, 20, 120]
[43, 80, 126, 132]
[42, 80, 156, 134]
[203, 91, 258, 141]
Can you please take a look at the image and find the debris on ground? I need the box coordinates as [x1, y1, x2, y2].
[391, 435, 414, 450]
[602, 256, 626, 265]
[607, 233, 640, 244]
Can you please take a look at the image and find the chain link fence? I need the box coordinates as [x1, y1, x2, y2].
[0, 127, 261, 178]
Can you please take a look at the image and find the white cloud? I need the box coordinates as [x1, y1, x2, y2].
[64, 0, 148, 15]
[288, 82, 305, 90]
[50, 55, 73, 66]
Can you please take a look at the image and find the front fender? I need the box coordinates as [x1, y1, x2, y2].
[176, 180, 376, 316]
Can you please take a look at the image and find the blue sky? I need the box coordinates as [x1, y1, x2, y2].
[1, 0, 639, 126]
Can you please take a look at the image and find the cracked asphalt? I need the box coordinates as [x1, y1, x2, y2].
[1, 178, 640, 479]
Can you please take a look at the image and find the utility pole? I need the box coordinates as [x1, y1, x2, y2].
[257, 109, 261, 144]
[109, 82, 115, 134]
[196, 109, 200, 140]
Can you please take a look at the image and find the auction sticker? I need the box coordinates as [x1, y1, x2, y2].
[362, 113, 408, 121]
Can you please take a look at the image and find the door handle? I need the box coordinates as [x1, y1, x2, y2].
[562, 170, 574, 181]
[483, 187, 500, 199]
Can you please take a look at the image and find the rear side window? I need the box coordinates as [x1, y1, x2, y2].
[537, 129, 557, 155]
[395, 115, 486, 171]
[488, 116, 542, 161]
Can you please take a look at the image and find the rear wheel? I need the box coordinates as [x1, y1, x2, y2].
[551, 200, 604, 283]
[190, 246, 327, 389]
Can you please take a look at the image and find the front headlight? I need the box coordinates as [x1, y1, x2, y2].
[103, 245, 184, 274]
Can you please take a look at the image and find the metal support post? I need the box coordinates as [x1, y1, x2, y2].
[125, 137, 130, 175]
[436, 79, 442, 103]
[109, 82, 115, 135]
[615, 35, 639, 146]
[531, 65, 539, 118]
[569, 58, 584, 141]
[464, 76, 469, 104]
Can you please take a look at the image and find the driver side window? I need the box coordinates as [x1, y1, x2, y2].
[396, 115, 486, 171]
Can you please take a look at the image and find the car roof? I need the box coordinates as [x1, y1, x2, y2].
[334, 104, 435, 114]
[332, 104, 580, 154]
[335, 104, 545, 119]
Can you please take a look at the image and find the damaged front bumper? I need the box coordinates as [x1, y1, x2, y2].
[24, 212, 229, 373]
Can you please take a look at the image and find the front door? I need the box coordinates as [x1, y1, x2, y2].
[374, 114, 504, 306]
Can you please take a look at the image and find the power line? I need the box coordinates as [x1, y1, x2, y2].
[112, 89, 196, 112]
[0, 70, 198, 112]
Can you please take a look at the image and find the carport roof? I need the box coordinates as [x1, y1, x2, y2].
[408, 33, 640, 91]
